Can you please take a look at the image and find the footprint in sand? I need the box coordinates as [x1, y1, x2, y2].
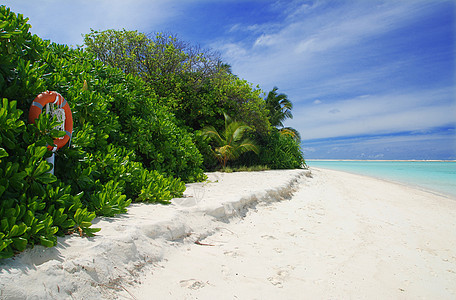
[224, 250, 240, 257]
[267, 266, 295, 288]
[179, 279, 206, 290]
[221, 264, 232, 278]
[261, 235, 277, 240]
[267, 270, 289, 288]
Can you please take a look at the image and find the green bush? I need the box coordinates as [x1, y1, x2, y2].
[237, 129, 305, 169]
[0, 98, 98, 258]
[0, 6, 203, 258]
[83, 29, 272, 135]
[82, 29, 307, 172]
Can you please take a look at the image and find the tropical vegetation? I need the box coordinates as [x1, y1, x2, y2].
[0, 6, 304, 258]
[202, 113, 259, 168]
[265, 86, 301, 141]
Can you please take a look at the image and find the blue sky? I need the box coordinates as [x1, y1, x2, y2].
[3, 0, 455, 160]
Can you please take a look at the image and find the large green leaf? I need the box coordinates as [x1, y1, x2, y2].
[8, 223, 27, 237]
[11, 237, 27, 251]
[36, 172, 57, 184]
[0, 148, 8, 158]
[39, 236, 56, 248]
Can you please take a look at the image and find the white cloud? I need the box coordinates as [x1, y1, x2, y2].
[287, 88, 456, 140]
[216, 43, 249, 65]
[302, 147, 316, 153]
[254, 34, 276, 47]
[303, 129, 456, 160]
[3, 0, 186, 45]
[214, 0, 446, 89]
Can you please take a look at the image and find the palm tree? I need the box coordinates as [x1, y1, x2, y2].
[265, 87, 293, 128]
[265, 87, 300, 141]
[202, 113, 259, 168]
[218, 63, 233, 74]
[279, 127, 301, 142]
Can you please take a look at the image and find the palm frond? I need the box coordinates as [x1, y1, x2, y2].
[204, 112, 260, 168]
[265, 87, 294, 128]
[231, 124, 251, 142]
[237, 140, 259, 154]
[279, 127, 301, 142]
[202, 125, 223, 144]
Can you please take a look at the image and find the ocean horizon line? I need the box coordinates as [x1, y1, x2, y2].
[306, 159, 456, 162]
[306, 159, 456, 198]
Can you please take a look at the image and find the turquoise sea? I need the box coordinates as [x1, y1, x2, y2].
[306, 160, 456, 199]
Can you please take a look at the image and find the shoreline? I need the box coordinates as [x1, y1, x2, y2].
[311, 166, 456, 201]
[307, 159, 456, 162]
[1, 168, 455, 299]
[306, 160, 456, 199]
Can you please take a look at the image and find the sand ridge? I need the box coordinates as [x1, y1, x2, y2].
[0, 169, 307, 299]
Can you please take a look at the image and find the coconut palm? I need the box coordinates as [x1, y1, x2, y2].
[265, 87, 301, 141]
[202, 113, 259, 168]
[265, 87, 293, 128]
[218, 62, 233, 74]
[278, 127, 301, 142]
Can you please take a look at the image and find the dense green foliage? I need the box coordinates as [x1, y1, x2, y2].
[83, 29, 304, 171]
[0, 7, 202, 258]
[265, 87, 293, 128]
[265, 87, 301, 141]
[0, 6, 305, 259]
[84, 29, 271, 134]
[257, 129, 305, 169]
[202, 113, 259, 168]
[236, 129, 305, 169]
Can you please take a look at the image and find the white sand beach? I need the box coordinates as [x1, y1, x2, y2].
[1, 168, 455, 299]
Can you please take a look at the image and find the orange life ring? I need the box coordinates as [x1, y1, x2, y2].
[28, 91, 73, 151]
